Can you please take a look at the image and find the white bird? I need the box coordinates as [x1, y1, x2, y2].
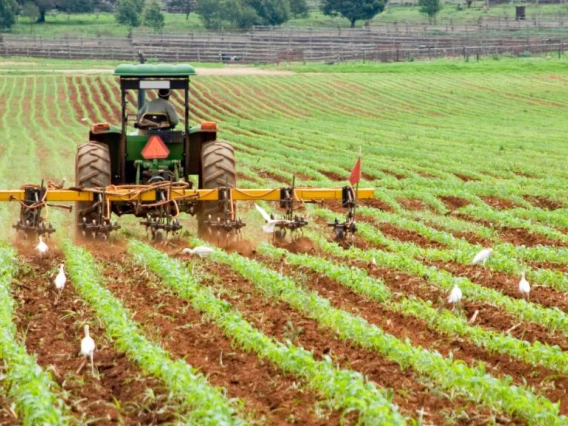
[182, 246, 214, 258]
[54, 263, 66, 290]
[518, 270, 530, 301]
[448, 284, 462, 305]
[254, 203, 287, 233]
[77, 325, 96, 376]
[35, 236, 49, 257]
[53, 263, 66, 304]
[81, 117, 88, 122]
[471, 248, 493, 266]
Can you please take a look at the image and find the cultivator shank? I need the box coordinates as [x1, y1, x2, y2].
[328, 186, 358, 242]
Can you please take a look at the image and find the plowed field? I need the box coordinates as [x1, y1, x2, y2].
[1, 61, 568, 424]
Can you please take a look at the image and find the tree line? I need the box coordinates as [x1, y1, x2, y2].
[0, 0, 443, 32]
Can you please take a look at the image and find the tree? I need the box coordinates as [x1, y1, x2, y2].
[245, 0, 290, 26]
[196, 0, 261, 29]
[167, 0, 193, 20]
[321, 0, 385, 28]
[58, 0, 93, 17]
[115, 0, 141, 26]
[20, 0, 55, 23]
[133, 0, 144, 12]
[144, 0, 164, 31]
[419, 0, 440, 23]
[289, 0, 308, 18]
[465, 0, 473, 8]
[0, 0, 18, 30]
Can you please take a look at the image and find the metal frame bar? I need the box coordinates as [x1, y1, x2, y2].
[0, 188, 375, 203]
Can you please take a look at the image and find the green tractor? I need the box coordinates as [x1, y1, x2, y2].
[76, 63, 240, 241]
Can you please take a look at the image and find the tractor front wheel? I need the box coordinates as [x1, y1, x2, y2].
[196, 141, 237, 237]
[75, 142, 111, 237]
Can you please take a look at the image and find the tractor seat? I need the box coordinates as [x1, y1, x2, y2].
[136, 112, 172, 130]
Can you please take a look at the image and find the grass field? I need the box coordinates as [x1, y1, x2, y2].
[1, 57, 568, 424]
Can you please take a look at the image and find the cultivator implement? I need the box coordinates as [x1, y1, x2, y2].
[2, 182, 374, 242]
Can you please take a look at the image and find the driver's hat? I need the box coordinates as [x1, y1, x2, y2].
[158, 88, 171, 98]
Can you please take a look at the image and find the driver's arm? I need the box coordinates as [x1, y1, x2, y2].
[166, 102, 180, 127]
[137, 104, 148, 121]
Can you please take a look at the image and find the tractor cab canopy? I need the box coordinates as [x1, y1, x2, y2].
[114, 64, 197, 134]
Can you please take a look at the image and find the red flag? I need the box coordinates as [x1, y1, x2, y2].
[349, 157, 361, 186]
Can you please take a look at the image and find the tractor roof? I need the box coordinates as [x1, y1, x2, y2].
[114, 64, 197, 78]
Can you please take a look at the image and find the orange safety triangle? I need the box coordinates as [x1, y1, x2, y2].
[141, 135, 170, 160]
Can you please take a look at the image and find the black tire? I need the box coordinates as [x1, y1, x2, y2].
[75, 142, 111, 232]
[196, 141, 237, 237]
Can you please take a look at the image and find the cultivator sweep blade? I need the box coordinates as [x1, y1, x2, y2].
[140, 214, 182, 242]
[0, 182, 374, 242]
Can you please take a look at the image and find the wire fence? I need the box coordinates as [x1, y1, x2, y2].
[0, 27, 566, 64]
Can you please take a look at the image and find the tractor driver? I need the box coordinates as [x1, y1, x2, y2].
[137, 88, 180, 133]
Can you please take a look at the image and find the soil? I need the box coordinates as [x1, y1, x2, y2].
[255, 169, 291, 185]
[360, 198, 394, 212]
[397, 198, 427, 211]
[381, 170, 406, 180]
[318, 170, 344, 181]
[458, 215, 568, 248]
[375, 222, 446, 249]
[523, 195, 565, 211]
[454, 173, 478, 182]
[481, 196, 518, 210]
[439, 196, 471, 211]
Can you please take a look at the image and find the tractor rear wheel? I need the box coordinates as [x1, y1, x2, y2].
[75, 142, 111, 235]
[196, 141, 237, 237]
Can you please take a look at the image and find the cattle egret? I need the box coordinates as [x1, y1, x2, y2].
[448, 285, 462, 305]
[182, 246, 214, 258]
[471, 248, 493, 266]
[77, 325, 96, 376]
[518, 270, 530, 301]
[371, 257, 376, 266]
[53, 263, 66, 304]
[254, 203, 280, 233]
[81, 118, 88, 122]
[35, 236, 48, 257]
